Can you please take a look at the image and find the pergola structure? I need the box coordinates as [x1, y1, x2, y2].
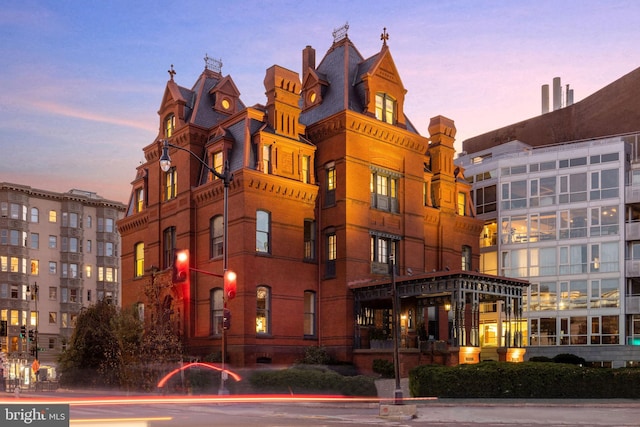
[351, 270, 530, 369]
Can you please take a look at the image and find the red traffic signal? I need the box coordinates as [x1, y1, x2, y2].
[172, 249, 189, 283]
[223, 308, 231, 330]
[224, 270, 237, 300]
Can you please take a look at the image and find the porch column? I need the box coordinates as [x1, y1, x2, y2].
[453, 290, 466, 346]
[470, 292, 480, 347]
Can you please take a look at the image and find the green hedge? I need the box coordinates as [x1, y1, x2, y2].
[248, 366, 377, 396]
[410, 362, 640, 398]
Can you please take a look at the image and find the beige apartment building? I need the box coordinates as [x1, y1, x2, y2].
[0, 183, 125, 390]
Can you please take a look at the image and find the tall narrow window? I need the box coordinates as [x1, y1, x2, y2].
[134, 242, 144, 277]
[375, 93, 396, 124]
[212, 151, 223, 180]
[165, 167, 177, 200]
[210, 216, 223, 258]
[256, 286, 270, 334]
[370, 169, 399, 213]
[457, 192, 466, 216]
[256, 210, 270, 253]
[210, 288, 223, 336]
[262, 145, 271, 174]
[135, 188, 145, 213]
[304, 219, 316, 260]
[304, 291, 316, 336]
[326, 232, 337, 277]
[325, 165, 336, 206]
[301, 155, 310, 184]
[30, 208, 39, 223]
[163, 227, 176, 269]
[49, 210, 57, 223]
[165, 114, 175, 138]
[462, 245, 472, 271]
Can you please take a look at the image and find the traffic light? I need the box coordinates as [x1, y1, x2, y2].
[224, 270, 237, 300]
[0, 320, 7, 337]
[223, 308, 231, 330]
[20, 325, 26, 338]
[28, 329, 34, 341]
[172, 249, 189, 284]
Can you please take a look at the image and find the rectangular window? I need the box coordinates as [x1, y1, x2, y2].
[304, 220, 316, 260]
[457, 192, 466, 216]
[210, 289, 224, 336]
[212, 151, 223, 179]
[304, 291, 316, 336]
[163, 227, 176, 269]
[30, 233, 39, 249]
[326, 233, 337, 277]
[49, 210, 57, 223]
[136, 188, 145, 212]
[165, 167, 177, 200]
[302, 155, 310, 184]
[262, 145, 271, 174]
[256, 286, 270, 334]
[375, 93, 396, 124]
[210, 216, 223, 258]
[325, 165, 336, 206]
[256, 210, 270, 253]
[370, 169, 399, 213]
[48, 235, 57, 248]
[49, 262, 56, 275]
[135, 243, 145, 277]
[49, 287, 57, 300]
[49, 312, 57, 324]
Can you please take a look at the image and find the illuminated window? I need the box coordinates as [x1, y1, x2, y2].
[304, 291, 316, 336]
[210, 216, 223, 258]
[256, 286, 271, 334]
[375, 93, 396, 124]
[370, 234, 397, 264]
[30, 260, 39, 275]
[325, 165, 336, 206]
[301, 155, 310, 184]
[211, 151, 223, 180]
[256, 210, 270, 253]
[326, 232, 337, 277]
[462, 245, 471, 271]
[370, 169, 399, 213]
[210, 288, 223, 336]
[457, 192, 466, 216]
[136, 188, 145, 212]
[262, 145, 271, 174]
[85, 265, 92, 278]
[49, 210, 57, 223]
[49, 312, 57, 324]
[165, 167, 177, 200]
[134, 243, 144, 277]
[165, 114, 175, 138]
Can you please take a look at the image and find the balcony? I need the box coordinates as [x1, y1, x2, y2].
[626, 185, 640, 204]
[627, 222, 640, 241]
[626, 296, 640, 314]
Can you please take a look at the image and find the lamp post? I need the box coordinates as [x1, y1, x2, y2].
[28, 283, 39, 379]
[390, 254, 403, 404]
[159, 139, 233, 394]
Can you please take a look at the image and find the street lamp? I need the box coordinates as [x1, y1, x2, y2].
[390, 254, 403, 404]
[28, 283, 39, 370]
[159, 139, 233, 394]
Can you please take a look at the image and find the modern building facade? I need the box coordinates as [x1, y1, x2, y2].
[118, 27, 528, 373]
[457, 66, 640, 367]
[0, 183, 125, 388]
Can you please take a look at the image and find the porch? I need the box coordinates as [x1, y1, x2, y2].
[350, 270, 529, 375]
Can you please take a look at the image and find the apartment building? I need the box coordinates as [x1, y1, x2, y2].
[0, 183, 125, 388]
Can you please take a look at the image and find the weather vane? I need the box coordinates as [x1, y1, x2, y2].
[381, 27, 389, 47]
[168, 64, 176, 81]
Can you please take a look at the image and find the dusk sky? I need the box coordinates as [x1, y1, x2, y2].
[1, 1, 639, 204]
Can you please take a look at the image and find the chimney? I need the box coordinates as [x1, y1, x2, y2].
[553, 77, 561, 111]
[541, 84, 549, 114]
[302, 45, 315, 76]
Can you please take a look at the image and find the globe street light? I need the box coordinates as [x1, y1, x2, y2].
[159, 139, 233, 394]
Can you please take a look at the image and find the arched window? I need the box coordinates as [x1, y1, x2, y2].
[210, 216, 223, 258]
[134, 242, 144, 277]
[210, 288, 223, 335]
[256, 286, 271, 334]
[30, 207, 39, 223]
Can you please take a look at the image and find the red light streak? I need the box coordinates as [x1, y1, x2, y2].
[156, 361, 242, 388]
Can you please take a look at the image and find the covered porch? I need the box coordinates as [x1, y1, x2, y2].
[351, 270, 529, 376]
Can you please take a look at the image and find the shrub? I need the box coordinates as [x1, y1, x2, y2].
[298, 346, 331, 365]
[552, 353, 586, 365]
[248, 367, 377, 396]
[372, 359, 395, 378]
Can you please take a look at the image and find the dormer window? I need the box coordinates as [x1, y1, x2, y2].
[164, 114, 175, 138]
[375, 93, 396, 124]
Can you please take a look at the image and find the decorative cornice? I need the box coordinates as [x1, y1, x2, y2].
[246, 175, 317, 204]
[117, 213, 149, 235]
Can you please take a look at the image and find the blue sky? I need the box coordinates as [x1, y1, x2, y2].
[1, 0, 639, 203]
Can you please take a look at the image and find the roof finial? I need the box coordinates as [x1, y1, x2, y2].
[204, 53, 223, 73]
[380, 27, 389, 47]
[168, 64, 176, 81]
[332, 22, 349, 43]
